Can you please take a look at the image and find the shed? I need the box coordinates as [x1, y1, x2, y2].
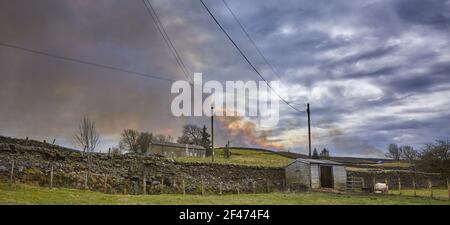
[285, 158, 347, 191]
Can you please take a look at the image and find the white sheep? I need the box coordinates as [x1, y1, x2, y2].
[374, 183, 389, 193]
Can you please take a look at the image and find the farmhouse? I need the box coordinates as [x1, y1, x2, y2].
[285, 158, 347, 191]
[147, 140, 206, 158]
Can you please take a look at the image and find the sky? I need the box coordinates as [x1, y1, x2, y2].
[0, 0, 449, 157]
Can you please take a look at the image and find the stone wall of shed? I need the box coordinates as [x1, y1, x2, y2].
[286, 162, 348, 191]
[332, 166, 347, 191]
[311, 164, 320, 189]
[285, 161, 310, 191]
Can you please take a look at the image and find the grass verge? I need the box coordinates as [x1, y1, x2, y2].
[174, 148, 292, 168]
[0, 183, 448, 205]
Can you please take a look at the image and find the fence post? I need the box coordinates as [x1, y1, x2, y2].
[347, 176, 352, 191]
[372, 176, 376, 192]
[9, 160, 14, 185]
[412, 177, 416, 197]
[84, 170, 89, 190]
[201, 180, 205, 195]
[398, 177, 402, 195]
[219, 182, 223, 195]
[266, 180, 270, 193]
[252, 181, 256, 194]
[104, 174, 108, 193]
[447, 177, 449, 199]
[428, 179, 433, 198]
[182, 179, 186, 195]
[142, 173, 146, 195]
[237, 182, 240, 195]
[384, 178, 388, 194]
[173, 179, 177, 191]
[50, 163, 54, 189]
[160, 177, 164, 194]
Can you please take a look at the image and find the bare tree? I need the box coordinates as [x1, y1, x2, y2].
[137, 132, 153, 154]
[385, 143, 401, 160]
[111, 147, 122, 156]
[74, 116, 100, 188]
[165, 134, 174, 143]
[400, 145, 419, 173]
[417, 140, 450, 178]
[119, 129, 140, 153]
[400, 145, 419, 163]
[74, 116, 100, 154]
[154, 134, 173, 143]
[177, 124, 203, 145]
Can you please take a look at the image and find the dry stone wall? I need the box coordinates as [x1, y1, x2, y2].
[0, 136, 285, 194]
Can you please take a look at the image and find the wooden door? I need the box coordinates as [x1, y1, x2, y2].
[320, 166, 333, 188]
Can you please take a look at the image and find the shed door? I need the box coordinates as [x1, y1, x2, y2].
[320, 166, 333, 188]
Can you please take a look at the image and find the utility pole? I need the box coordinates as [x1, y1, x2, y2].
[211, 106, 215, 162]
[307, 103, 312, 158]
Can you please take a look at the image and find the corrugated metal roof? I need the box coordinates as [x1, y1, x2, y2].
[291, 158, 344, 166]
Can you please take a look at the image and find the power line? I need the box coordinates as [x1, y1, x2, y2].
[0, 42, 176, 82]
[142, 0, 193, 83]
[222, 0, 282, 79]
[199, 0, 305, 113]
[142, 0, 191, 82]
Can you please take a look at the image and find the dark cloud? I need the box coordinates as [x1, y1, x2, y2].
[395, 0, 450, 29]
[1, 0, 449, 156]
[336, 45, 400, 66]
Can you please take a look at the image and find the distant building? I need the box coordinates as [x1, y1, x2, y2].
[147, 141, 206, 158]
[285, 158, 347, 191]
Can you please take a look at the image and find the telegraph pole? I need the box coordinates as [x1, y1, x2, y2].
[307, 103, 312, 158]
[211, 106, 215, 162]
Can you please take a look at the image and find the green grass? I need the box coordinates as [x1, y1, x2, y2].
[369, 161, 411, 168]
[1, 183, 448, 205]
[174, 148, 293, 168]
[346, 161, 412, 172]
[389, 188, 449, 200]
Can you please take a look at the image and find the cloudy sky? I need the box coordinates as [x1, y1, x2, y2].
[1, 0, 449, 157]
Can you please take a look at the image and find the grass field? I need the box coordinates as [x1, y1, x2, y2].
[173, 148, 418, 172]
[346, 161, 412, 172]
[174, 148, 292, 168]
[389, 188, 449, 199]
[1, 183, 448, 205]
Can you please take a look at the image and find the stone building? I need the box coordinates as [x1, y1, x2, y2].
[147, 141, 206, 158]
[285, 158, 347, 191]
